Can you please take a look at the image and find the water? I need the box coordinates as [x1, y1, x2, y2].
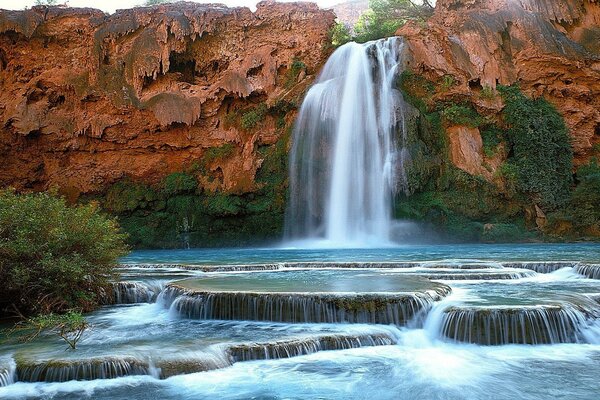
[2, 244, 600, 398]
[122, 243, 600, 264]
[285, 38, 407, 247]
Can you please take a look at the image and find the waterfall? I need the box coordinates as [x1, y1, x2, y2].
[285, 37, 408, 247]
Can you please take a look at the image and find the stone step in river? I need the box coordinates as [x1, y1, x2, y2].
[162, 270, 451, 324]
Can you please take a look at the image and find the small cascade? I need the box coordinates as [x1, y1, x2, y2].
[17, 357, 151, 383]
[502, 262, 580, 273]
[574, 264, 600, 279]
[439, 303, 595, 345]
[417, 270, 536, 281]
[228, 331, 397, 362]
[108, 281, 164, 304]
[285, 37, 408, 246]
[0, 359, 16, 387]
[162, 285, 450, 325]
[121, 263, 283, 272]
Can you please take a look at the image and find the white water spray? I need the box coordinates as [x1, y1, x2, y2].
[285, 37, 409, 247]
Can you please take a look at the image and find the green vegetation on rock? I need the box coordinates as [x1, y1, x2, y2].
[329, 22, 352, 48]
[100, 100, 293, 248]
[397, 71, 599, 241]
[441, 104, 484, 128]
[499, 85, 573, 210]
[241, 103, 268, 130]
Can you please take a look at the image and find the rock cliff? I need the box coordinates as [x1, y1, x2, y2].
[398, 0, 600, 171]
[0, 2, 335, 199]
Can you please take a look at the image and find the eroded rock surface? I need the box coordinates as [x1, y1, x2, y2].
[398, 0, 600, 165]
[0, 2, 335, 197]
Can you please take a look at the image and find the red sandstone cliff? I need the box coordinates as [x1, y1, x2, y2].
[398, 0, 600, 174]
[0, 2, 335, 198]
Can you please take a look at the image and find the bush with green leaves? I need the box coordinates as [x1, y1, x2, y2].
[241, 103, 268, 130]
[568, 159, 600, 228]
[354, 0, 434, 43]
[9, 311, 88, 350]
[162, 172, 197, 196]
[499, 85, 573, 209]
[329, 22, 352, 48]
[441, 104, 484, 127]
[0, 190, 128, 317]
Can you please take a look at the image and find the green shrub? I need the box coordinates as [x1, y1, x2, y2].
[440, 75, 455, 91]
[104, 180, 158, 213]
[499, 85, 573, 209]
[568, 158, 600, 228]
[202, 193, 244, 216]
[240, 103, 268, 130]
[481, 125, 504, 157]
[329, 22, 351, 48]
[481, 85, 495, 100]
[441, 104, 484, 127]
[353, 0, 433, 43]
[0, 190, 128, 316]
[10, 311, 88, 350]
[397, 70, 435, 113]
[285, 59, 306, 89]
[203, 143, 235, 165]
[481, 223, 532, 243]
[162, 172, 197, 196]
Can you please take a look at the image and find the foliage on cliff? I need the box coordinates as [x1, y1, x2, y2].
[395, 71, 596, 242]
[100, 125, 291, 248]
[0, 190, 128, 317]
[330, 0, 434, 46]
[354, 0, 433, 42]
[499, 85, 573, 210]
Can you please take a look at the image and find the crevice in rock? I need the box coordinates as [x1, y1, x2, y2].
[169, 51, 196, 84]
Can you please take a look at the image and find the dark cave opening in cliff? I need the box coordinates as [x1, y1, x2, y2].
[0, 49, 7, 71]
[169, 51, 196, 84]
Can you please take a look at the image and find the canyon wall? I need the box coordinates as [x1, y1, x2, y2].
[395, 0, 600, 240]
[398, 0, 600, 168]
[0, 1, 334, 197]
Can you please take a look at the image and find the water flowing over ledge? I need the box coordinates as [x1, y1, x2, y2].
[439, 304, 598, 345]
[163, 284, 451, 325]
[0, 360, 15, 388]
[11, 328, 400, 383]
[119, 261, 600, 279]
[105, 282, 164, 305]
[285, 37, 408, 247]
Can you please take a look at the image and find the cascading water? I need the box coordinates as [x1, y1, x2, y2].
[285, 37, 409, 246]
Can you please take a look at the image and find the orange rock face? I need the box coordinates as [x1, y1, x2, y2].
[398, 0, 600, 165]
[0, 2, 335, 197]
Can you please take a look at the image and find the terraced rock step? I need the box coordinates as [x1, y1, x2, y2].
[16, 356, 152, 383]
[412, 271, 536, 281]
[440, 303, 597, 345]
[13, 330, 398, 383]
[228, 332, 396, 362]
[502, 262, 581, 274]
[163, 272, 451, 324]
[104, 282, 164, 305]
[121, 261, 600, 278]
